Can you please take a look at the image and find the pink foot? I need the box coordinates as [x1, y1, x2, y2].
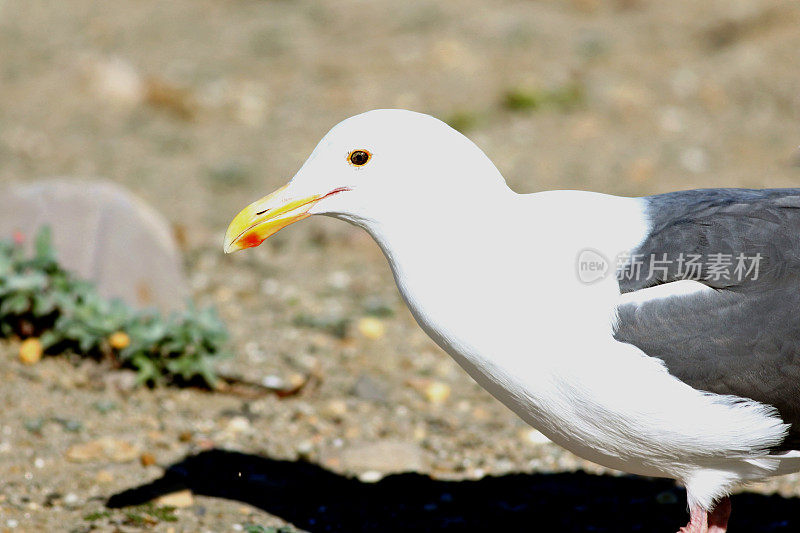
[678, 497, 731, 533]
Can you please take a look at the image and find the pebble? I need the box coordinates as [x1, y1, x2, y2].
[154, 489, 194, 508]
[423, 381, 451, 404]
[328, 271, 351, 290]
[18, 338, 43, 365]
[33, 458, 44, 469]
[324, 440, 429, 474]
[324, 399, 348, 417]
[63, 493, 80, 506]
[261, 375, 285, 390]
[65, 437, 140, 463]
[84, 56, 144, 105]
[226, 416, 251, 433]
[522, 428, 552, 445]
[6, 519, 18, 528]
[357, 317, 386, 339]
[296, 440, 314, 459]
[352, 374, 388, 402]
[140, 452, 157, 466]
[358, 470, 384, 483]
[95, 470, 114, 483]
[102, 370, 138, 393]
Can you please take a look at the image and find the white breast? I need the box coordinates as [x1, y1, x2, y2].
[365, 190, 789, 509]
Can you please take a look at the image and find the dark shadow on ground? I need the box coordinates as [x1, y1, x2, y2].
[107, 449, 799, 532]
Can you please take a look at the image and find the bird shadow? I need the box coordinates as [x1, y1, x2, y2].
[107, 449, 799, 532]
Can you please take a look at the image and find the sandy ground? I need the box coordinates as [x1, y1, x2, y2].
[2, 0, 800, 531]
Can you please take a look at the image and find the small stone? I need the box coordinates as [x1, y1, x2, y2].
[154, 489, 194, 508]
[261, 375, 285, 390]
[352, 374, 388, 402]
[6, 519, 18, 528]
[226, 416, 251, 433]
[103, 370, 138, 393]
[24, 418, 44, 433]
[324, 440, 430, 474]
[58, 419, 83, 433]
[328, 271, 351, 290]
[286, 373, 306, 389]
[84, 56, 144, 105]
[66, 437, 140, 463]
[140, 452, 157, 466]
[522, 428, 552, 445]
[95, 470, 114, 483]
[33, 458, 44, 469]
[358, 470, 384, 483]
[18, 338, 43, 365]
[325, 399, 348, 417]
[178, 431, 193, 443]
[357, 317, 386, 340]
[363, 296, 395, 318]
[91, 400, 118, 414]
[63, 493, 80, 508]
[296, 440, 314, 459]
[423, 381, 451, 404]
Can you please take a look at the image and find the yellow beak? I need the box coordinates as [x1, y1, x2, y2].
[224, 183, 324, 253]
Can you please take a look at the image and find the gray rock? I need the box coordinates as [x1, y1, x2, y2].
[351, 374, 389, 402]
[0, 179, 188, 312]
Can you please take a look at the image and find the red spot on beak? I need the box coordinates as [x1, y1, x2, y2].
[241, 232, 265, 249]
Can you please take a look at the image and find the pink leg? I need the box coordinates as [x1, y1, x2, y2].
[678, 504, 708, 533]
[678, 497, 731, 533]
[707, 496, 731, 533]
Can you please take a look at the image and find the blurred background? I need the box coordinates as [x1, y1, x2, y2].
[2, 0, 800, 531]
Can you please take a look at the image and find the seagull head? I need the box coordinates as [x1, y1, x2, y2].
[223, 109, 511, 253]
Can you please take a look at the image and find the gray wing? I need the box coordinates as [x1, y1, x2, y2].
[613, 188, 800, 449]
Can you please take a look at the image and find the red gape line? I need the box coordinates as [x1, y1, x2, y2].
[321, 186, 351, 200]
[679, 497, 731, 533]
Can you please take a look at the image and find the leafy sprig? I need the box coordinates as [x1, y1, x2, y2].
[0, 227, 229, 387]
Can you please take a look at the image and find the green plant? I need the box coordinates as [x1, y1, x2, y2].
[292, 312, 350, 339]
[123, 503, 178, 526]
[243, 525, 296, 533]
[502, 82, 586, 113]
[445, 111, 480, 133]
[0, 227, 229, 387]
[83, 504, 179, 526]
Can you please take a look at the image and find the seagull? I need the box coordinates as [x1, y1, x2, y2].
[224, 109, 800, 533]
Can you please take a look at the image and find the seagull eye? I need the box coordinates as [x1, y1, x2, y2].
[348, 149, 371, 166]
